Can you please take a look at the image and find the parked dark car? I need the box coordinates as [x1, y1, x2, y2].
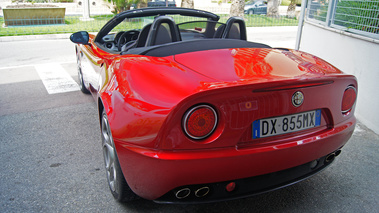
[244, 0, 267, 15]
[147, 0, 176, 7]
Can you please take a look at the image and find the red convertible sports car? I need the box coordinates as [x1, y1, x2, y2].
[70, 7, 357, 203]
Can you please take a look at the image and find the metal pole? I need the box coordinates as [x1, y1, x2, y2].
[83, 0, 90, 19]
[166, 0, 168, 7]
[80, 0, 94, 21]
[295, 0, 308, 50]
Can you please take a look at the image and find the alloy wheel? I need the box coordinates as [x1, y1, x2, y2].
[101, 114, 117, 192]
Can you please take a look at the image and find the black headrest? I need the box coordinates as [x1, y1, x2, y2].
[145, 16, 181, 47]
[222, 17, 247, 40]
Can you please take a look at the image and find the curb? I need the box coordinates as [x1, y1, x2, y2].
[0, 33, 71, 42]
[246, 26, 298, 32]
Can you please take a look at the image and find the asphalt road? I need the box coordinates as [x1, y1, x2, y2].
[0, 38, 378, 213]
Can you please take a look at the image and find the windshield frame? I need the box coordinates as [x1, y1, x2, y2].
[94, 7, 220, 43]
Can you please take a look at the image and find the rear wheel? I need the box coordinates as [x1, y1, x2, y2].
[248, 9, 254, 15]
[76, 52, 90, 94]
[101, 111, 139, 202]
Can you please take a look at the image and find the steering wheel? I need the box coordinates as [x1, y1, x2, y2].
[117, 30, 140, 51]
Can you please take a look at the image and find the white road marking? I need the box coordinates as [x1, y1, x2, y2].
[35, 63, 80, 94]
[0, 61, 76, 70]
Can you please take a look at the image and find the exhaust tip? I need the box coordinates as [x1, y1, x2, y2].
[325, 153, 335, 163]
[334, 149, 342, 157]
[195, 187, 210, 198]
[175, 188, 191, 199]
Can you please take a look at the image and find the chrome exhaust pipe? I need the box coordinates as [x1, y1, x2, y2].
[195, 187, 210, 198]
[325, 149, 342, 163]
[175, 188, 191, 199]
[334, 149, 342, 157]
[325, 153, 335, 163]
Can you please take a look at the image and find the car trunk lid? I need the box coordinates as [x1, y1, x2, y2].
[174, 48, 342, 83]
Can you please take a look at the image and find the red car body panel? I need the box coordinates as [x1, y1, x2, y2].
[116, 117, 354, 200]
[73, 12, 357, 201]
[80, 36, 357, 199]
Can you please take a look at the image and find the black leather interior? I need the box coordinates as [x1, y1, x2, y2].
[145, 16, 181, 47]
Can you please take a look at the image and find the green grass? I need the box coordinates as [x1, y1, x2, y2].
[0, 14, 298, 37]
[0, 15, 114, 36]
[281, 0, 291, 6]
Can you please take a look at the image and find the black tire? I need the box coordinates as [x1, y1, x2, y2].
[76, 52, 90, 94]
[101, 111, 139, 202]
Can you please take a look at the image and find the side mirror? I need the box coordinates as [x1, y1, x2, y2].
[70, 31, 90, 45]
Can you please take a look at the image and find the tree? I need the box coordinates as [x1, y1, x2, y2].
[137, 0, 148, 8]
[230, 0, 245, 17]
[267, 0, 280, 18]
[181, 0, 194, 8]
[106, 0, 142, 13]
[287, 0, 296, 18]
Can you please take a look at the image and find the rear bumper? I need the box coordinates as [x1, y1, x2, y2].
[155, 152, 336, 204]
[114, 117, 355, 202]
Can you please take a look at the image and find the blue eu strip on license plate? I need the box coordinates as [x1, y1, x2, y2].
[253, 109, 321, 139]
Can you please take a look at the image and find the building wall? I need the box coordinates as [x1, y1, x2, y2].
[299, 21, 379, 134]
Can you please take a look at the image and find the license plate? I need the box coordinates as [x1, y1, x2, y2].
[252, 109, 321, 139]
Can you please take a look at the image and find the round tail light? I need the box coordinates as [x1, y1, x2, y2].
[183, 105, 217, 140]
[341, 86, 357, 114]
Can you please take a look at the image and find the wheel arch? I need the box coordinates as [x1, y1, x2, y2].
[98, 97, 105, 127]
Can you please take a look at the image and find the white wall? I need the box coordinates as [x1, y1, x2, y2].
[299, 21, 379, 134]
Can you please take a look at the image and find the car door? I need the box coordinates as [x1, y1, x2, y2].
[80, 44, 104, 94]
